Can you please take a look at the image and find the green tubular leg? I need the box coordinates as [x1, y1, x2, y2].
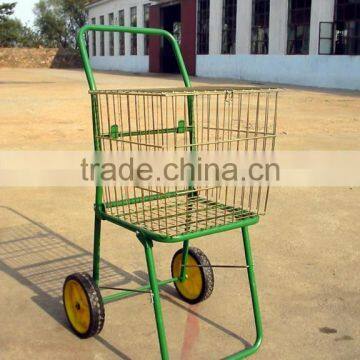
[226, 227, 263, 359]
[93, 216, 102, 284]
[179, 240, 190, 282]
[139, 234, 170, 360]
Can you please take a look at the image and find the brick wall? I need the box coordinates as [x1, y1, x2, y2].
[0, 48, 82, 68]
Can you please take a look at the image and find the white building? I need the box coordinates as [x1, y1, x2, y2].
[86, 0, 360, 90]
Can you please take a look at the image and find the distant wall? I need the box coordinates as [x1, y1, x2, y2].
[197, 55, 360, 91]
[87, 0, 150, 74]
[0, 48, 81, 68]
[90, 55, 149, 73]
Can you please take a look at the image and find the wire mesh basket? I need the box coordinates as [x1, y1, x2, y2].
[92, 87, 278, 238]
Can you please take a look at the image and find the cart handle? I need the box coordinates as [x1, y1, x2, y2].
[77, 25, 192, 91]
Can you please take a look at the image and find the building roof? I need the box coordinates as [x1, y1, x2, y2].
[86, 0, 164, 9]
[85, 0, 113, 9]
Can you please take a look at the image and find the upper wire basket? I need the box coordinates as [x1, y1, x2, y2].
[91, 87, 278, 238]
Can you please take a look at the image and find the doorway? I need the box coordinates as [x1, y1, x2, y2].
[161, 3, 181, 73]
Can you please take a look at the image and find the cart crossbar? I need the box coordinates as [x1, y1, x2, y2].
[102, 277, 179, 304]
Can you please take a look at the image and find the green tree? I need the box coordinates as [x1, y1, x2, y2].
[34, 0, 87, 49]
[0, 1, 16, 21]
[19, 24, 43, 47]
[63, 0, 87, 40]
[0, 17, 22, 46]
[0, 2, 43, 47]
[0, 2, 21, 47]
[34, 0, 67, 47]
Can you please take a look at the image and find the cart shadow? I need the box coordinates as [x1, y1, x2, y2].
[133, 270, 252, 348]
[0, 206, 134, 359]
[0, 206, 251, 358]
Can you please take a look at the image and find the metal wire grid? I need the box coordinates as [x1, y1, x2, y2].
[91, 87, 278, 237]
[105, 187, 266, 237]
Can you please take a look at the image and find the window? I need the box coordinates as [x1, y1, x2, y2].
[109, 13, 114, 56]
[130, 6, 137, 55]
[334, 0, 360, 55]
[287, 0, 312, 55]
[91, 18, 96, 56]
[100, 15, 105, 56]
[173, 22, 182, 45]
[319, 22, 334, 55]
[119, 10, 125, 56]
[251, 0, 270, 54]
[221, 0, 237, 54]
[197, 0, 210, 54]
[144, 4, 150, 55]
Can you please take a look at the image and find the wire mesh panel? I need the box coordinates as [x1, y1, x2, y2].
[91, 87, 278, 238]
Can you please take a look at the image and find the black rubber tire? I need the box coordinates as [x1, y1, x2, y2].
[63, 273, 105, 339]
[171, 247, 214, 304]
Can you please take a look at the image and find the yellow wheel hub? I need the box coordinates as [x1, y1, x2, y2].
[172, 253, 203, 301]
[63, 279, 91, 334]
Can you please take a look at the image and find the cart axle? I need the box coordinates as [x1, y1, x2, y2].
[181, 264, 249, 269]
[101, 277, 179, 304]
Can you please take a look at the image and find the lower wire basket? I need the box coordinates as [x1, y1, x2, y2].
[103, 187, 260, 238]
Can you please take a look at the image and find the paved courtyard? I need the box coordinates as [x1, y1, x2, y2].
[0, 68, 359, 359]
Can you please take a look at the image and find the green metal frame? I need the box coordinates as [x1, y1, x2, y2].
[77, 25, 263, 359]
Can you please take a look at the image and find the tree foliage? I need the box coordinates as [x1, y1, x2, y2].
[34, 0, 67, 47]
[0, 1, 15, 21]
[0, 2, 19, 47]
[34, 0, 87, 48]
[0, 17, 22, 46]
[0, 1, 43, 47]
[0, 0, 87, 48]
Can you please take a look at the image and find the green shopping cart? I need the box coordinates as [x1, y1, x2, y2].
[63, 25, 278, 359]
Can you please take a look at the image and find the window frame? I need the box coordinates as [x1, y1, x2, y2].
[287, 0, 312, 55]
[91, 17, 96, 57]
[334, 0, 360, 55]
[108, 13, 115, 56]
[130, 6, 138, 55]
[100, 15, 105, 56]
[118, 9, 125, 56]
[221, 0, 237, 55]
[251, 0, 270, 55]
[143, 3, 151, 55]
[318, 21, 334, 55]
[197, 0, 210, 55]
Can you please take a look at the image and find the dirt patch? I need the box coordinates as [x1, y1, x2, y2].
[0, 48, 81, 68]
[319, 327, 338, 334]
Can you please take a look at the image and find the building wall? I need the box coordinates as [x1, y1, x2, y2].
[196, 55, 360, 90]
[181, 0, 197, 75]
[149, 4, 161, 73]
[87, 0, 360, 90]
[88, 0, 149, 73]
[269, 0, 288, 54]
[198, 0, 360, 90]
[206, 0, 335, 56]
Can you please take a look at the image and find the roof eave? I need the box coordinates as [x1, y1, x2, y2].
[85, 0, 112, 10]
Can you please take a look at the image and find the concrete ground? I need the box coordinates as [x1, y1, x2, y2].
[0, 68, 359, 360]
